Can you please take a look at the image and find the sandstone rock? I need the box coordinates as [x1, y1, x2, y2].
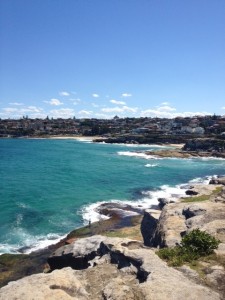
[152, 203, 186, 247]
[205, 265, 225, 295]
[151, 197, 225, 248]
[209, 177, 225, 185]
[158, 198, 169, 209]
[215, 243, 225, 256]
[0, 267, 89, 300]
[0, 236, 220, 300]
[201, 220, 225, 242]
[140, 211, 158, 246]
[182, 204, 206, 219]
[102, 277, 145, 300]
[48, 235, 107, 270]
[178, 265, 201, 282]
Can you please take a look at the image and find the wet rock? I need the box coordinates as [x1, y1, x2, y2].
[209, 177, 225, 185]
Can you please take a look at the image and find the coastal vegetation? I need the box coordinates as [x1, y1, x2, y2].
[157, 229, 220, 267]
[182, 186, 223, 203]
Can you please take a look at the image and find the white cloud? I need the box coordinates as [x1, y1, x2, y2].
[92, 93, 99, 98]
[3, 107, 18, 113]
[157, 105, 176, 112]
[46, 98, 63, 106]
[78, 110, 93, 116]
[222, 107, 225, 110]
[140, 108, 212, 118]
[69, 98, 81, 105]
[1, 106, 44, 118]
[161, 102, 170, 106]
[110, 99, 126, 105]
[92, 103, 99, 108]
[9, 102, 24, 106]
[59, 91, 70, 96]
[49, 108, 75, 118]
[25, 106, 43, 113]
[3, 106, 43, 114]
[121, 93, 132, 97]
[95, 113, 114, 119]
[101, 105, 138, 113]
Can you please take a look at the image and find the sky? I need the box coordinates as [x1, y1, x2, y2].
[0, 0, 225, 119]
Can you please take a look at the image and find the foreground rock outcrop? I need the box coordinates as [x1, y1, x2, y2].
[0, 236, 220, 300]
[143, 186, 225, 249]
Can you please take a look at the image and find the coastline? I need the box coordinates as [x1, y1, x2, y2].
[1, 138, 225, 294]
[0, 175, 225, 294]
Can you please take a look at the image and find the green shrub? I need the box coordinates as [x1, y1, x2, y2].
[181, 229, 220, 256]
[157, 229, 220, 267]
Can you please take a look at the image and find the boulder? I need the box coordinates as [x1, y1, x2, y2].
[158, 198, 169, 209]
[152, 203, 186, 247]
[209, 177, 225, 185]
[185, 190, 198, 196]
[140, 211, 158, 246]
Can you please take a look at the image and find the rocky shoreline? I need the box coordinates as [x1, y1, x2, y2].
[0, 140, 225, 299]
[1, 176, 225, 299]
[145, 149, 225, 159]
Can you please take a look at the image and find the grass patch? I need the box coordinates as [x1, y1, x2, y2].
[182, 194, 210, 203]
[104, 225, 142, 240]
[212, 186, 223, 194]
[182, 186, 223, 203]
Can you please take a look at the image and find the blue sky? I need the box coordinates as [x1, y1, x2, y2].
[0, 0, 225, 119]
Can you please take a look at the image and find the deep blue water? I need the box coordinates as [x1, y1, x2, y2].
[0, 138, 225, 254]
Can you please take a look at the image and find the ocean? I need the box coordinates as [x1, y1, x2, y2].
[0, 138, 225, 254]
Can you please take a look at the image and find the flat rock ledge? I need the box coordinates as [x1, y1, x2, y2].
[0, 236, 220, 300]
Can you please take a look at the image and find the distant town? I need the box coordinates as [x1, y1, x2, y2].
[0, 115, 225, 141]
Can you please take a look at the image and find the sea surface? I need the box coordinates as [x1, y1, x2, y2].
[0, 138, 225, 254]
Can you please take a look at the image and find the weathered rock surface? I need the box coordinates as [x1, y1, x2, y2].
[140, 184, 225, 248]
[95, 202, 141, 218]
[210, 177, 225, 186]
[140, 211, 158, 246]
[183, 138, 225, 154]
[0, 267, 89, 300]
[0, 236, 220, 300]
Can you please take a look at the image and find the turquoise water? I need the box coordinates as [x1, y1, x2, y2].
[0, 138, 225, 254]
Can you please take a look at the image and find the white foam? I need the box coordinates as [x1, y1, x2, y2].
[23, 233, 67, 254]
[145, 163, 158, 168]
[80, 183, 190, 224]
[197, 156, 225, 161]
[105, 143, 171, 148]
[79, 175, 223, 225]
[0, 225, 67, 255]
[80, 201, 110, 224]
[76, 137, 93, 143]
[117, 151, 160, 160]
[0, 244, 21, 255]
